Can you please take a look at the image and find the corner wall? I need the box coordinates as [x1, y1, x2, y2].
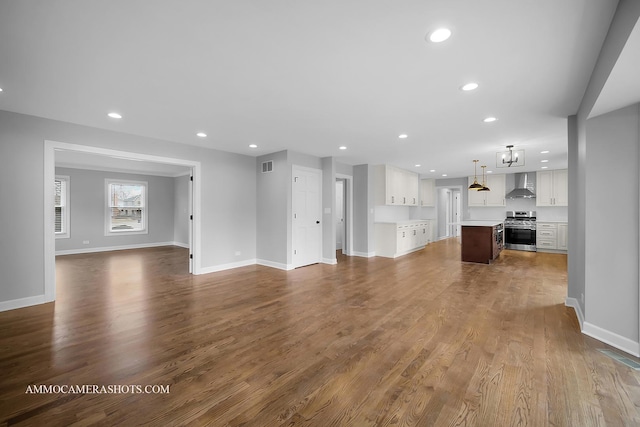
[569, 0, 640, 355]
[584, 104, 639, 352]
[0, 110, 257, 309]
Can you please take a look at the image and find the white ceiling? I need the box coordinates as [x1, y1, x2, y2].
[0, 1, 628, 178]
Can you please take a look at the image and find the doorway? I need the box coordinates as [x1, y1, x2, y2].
[335, 173, 353, 260]
[335, 178, 345, 254]
[436, 186, 462, 240]
[44, 140, 202, 303]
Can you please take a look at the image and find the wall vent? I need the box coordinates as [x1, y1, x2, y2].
[262, 160, 274, 173]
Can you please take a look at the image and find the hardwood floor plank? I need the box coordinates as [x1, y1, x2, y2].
[1, 243, 639, 426]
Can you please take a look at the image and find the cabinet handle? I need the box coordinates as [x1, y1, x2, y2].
[392, 196, 394, 203]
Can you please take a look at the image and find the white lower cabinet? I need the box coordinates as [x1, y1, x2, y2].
[375, 220, 431, 258]
[536, 222, 568, 252]
[557, 223, 568, 250]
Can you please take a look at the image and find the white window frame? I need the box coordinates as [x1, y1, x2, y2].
[55, 175, 70, 239]
[105, 179, 148, 236]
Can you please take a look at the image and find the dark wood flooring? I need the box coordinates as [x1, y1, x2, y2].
[1, 240, 639, 426]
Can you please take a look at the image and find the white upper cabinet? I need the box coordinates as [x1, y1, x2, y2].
[536, 169, 568, 206]
[420, 178, 435, 207]
[375, 165, 419, 206]
[468, 174, 506, 206]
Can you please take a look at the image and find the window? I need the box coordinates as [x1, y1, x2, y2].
[105, 179, 148, 235]
[55, 176, 70, 238]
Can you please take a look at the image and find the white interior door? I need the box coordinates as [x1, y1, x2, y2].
[292, 166, 322, 268]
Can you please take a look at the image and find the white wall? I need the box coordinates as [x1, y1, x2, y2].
[568, 0, 640, 356]
[585, 103, 639, 348]
[173, 174, 190, 246]
[353, 164, 375, 256]
[0, 110, 256, 307]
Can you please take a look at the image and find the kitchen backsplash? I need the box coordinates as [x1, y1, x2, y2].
[467, 198, 568, 222]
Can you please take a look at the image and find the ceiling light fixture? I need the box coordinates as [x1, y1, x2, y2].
[478, 165, 491, 191]
[497, 144, 525, 168]
[339, 146, 347, 150]
[107, 112, 122, 119]
[398, 134, 408, 139]
[428, 28, 452, 43]
[541, 150, 550, 154]
[0, 87, 3, 92]
[430, 169, 436, 173]
[541, 159, 549, 163]
[541, 166, 548, 169]
[469, 160, 483, 190]
[249, 144, 258, 148]
[483, 117, 497, 123]
[196, 132, 207, 138]
[415, 164, 421, 167]
[442, 174, 448, 177]
[461, 82, 478, 91]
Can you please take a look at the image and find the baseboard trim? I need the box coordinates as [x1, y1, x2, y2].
[172, 242, 189, 249]
[198, 259, 257, 275]
[565, 297, 584, 330]
[0, 294, 52, 313]
[56, 241, 183, 256]
[583, 321, 640, 358]
[323, 258, 337, 265]
[256, 259, 294, 271]
[352, 251, 375, 258]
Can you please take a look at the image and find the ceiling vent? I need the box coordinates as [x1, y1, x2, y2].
[261, 160, 273, 173]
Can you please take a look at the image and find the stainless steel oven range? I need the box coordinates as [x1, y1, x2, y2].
[504, 211, 536, 251]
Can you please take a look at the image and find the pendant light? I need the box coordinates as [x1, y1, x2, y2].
[478, 165, 491, 191]
[468, 160, 483, 190]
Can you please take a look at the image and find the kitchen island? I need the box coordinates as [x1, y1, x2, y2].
[460, 221, 504, 264]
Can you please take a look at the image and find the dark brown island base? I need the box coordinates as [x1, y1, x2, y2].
[460, 221, 504, 264]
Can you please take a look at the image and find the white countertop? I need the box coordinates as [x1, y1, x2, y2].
[458, 220, 504, 227]
[375, 219, 433, 225]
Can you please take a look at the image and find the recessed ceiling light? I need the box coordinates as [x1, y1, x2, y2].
[540, 150, 550, 154]
[541, 166, 548, 169]
[398, 134, 408, 139]
[0, 87, 3, 92]
[487, 170, 493, 174]
[442, 174, 448, 177]
[461, 82, 479, 91]
[430, 169, 436, 173]
[249, 144, 258, 148]
[415, 164, 421, 167]
[428, 28, 452, 43]
[483, 117, 497, 123]
[339, 146, 347, 150]
[107, 112, 122, 119]
[196, 132, 207, 138]
[541, 159, 549, 163]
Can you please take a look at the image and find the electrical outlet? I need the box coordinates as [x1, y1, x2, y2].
[82, 240, 90, 245]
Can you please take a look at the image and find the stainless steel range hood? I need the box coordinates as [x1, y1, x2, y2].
[506, 172, 536, 199]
